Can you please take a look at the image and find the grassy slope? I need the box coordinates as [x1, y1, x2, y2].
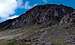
[0, 24, 74, 45]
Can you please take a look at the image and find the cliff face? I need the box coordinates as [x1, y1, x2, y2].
[0, 4, 74, 29]
[0, 4, 75, 45]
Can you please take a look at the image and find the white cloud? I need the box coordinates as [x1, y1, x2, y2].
[0, 0, 38, 23]
[0, 15, 19, 23]
[7, 15, 19, 19]
[0, 0, 18, 22]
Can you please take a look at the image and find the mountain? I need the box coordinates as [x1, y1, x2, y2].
[0, 4, 75, 45]
[0, 4, 74, 29]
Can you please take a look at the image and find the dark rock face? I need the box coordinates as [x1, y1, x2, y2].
[0, 4, 74, 29]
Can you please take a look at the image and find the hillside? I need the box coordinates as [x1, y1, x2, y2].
[0, 4, 75, 45]
[0, 4, 74, 29]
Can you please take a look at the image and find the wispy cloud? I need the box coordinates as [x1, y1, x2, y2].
[24, 1, 31, 9]
[17, 0, 24, 8]
[24, 1, 37, 9]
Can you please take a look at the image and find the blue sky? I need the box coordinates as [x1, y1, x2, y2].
[15, 0, 75, 16]
[0, 0, 75, 22]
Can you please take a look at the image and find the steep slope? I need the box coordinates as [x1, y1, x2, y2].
[0, 4, 74, 30]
